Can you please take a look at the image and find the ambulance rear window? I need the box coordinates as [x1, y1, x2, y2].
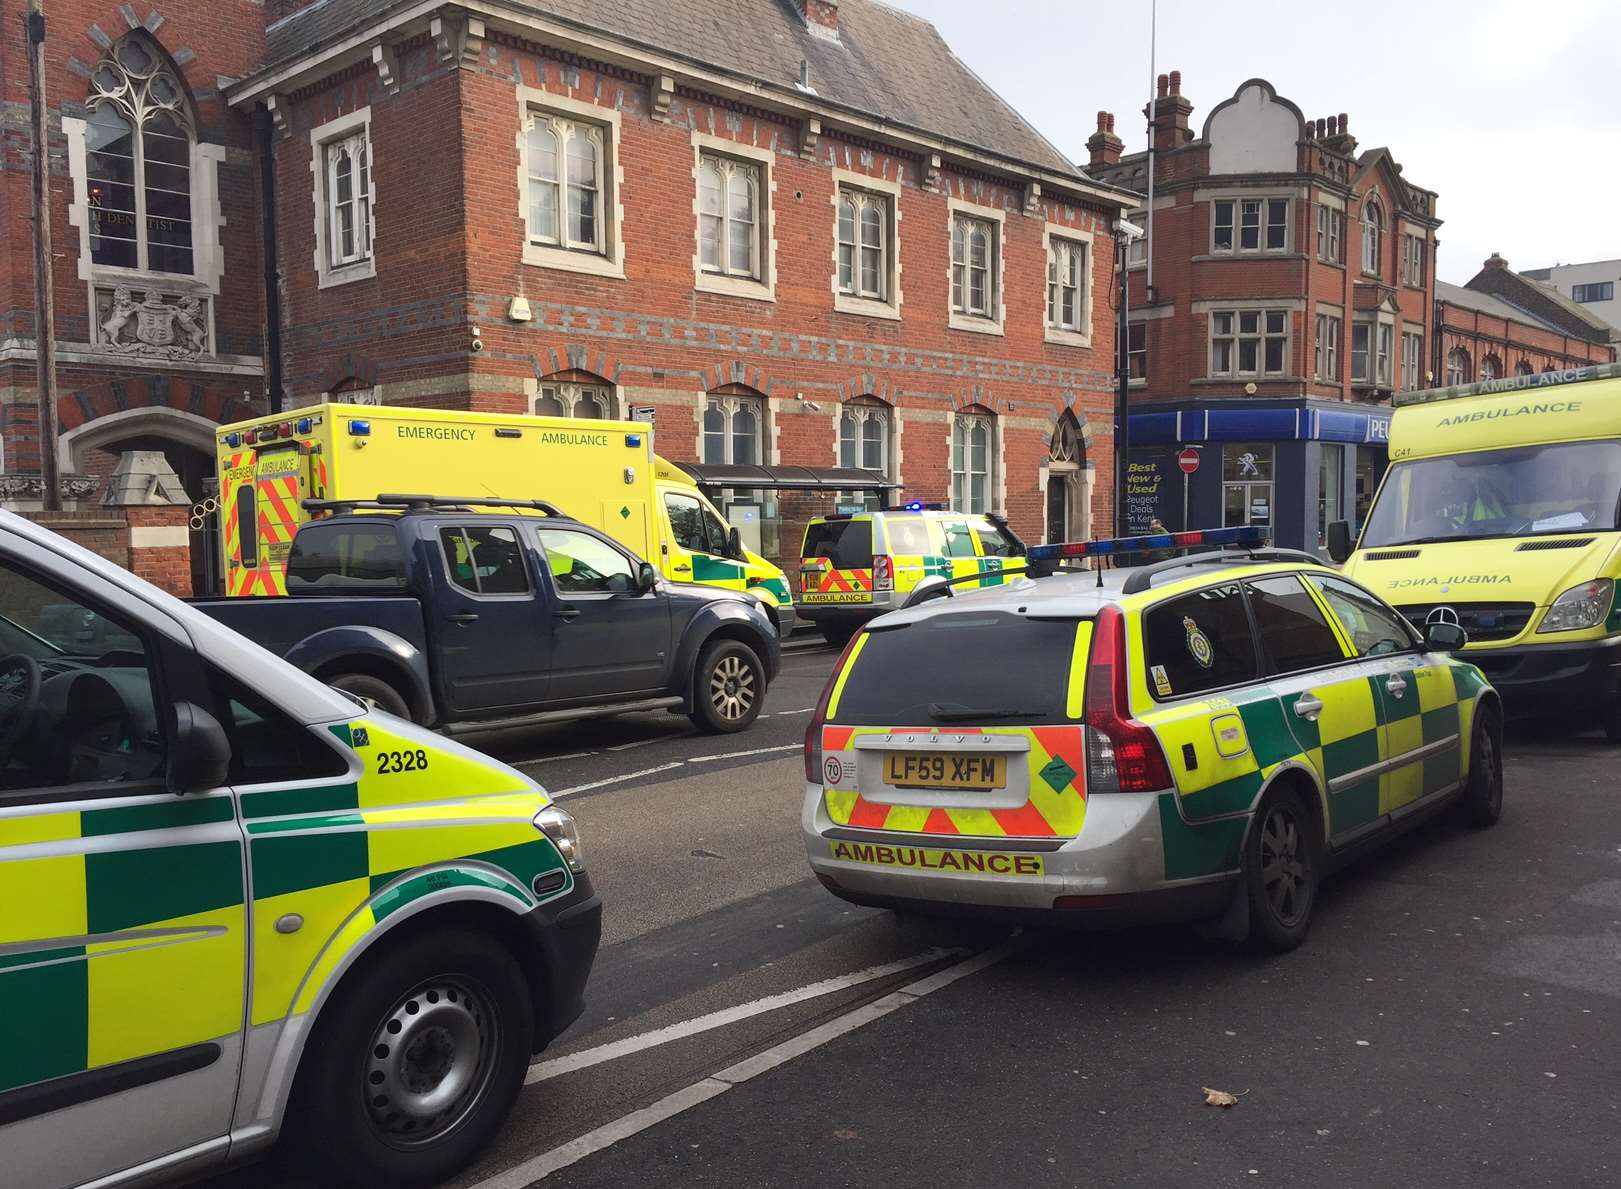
[834, 613, 1082, 725]
[802, 520, 873, 569]
[286, 523, 406, 592]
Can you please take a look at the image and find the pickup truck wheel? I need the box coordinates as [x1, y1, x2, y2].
[285, 929, 533, 1189]
[689, 639, 765, 734]
[329, 673, 411, 720]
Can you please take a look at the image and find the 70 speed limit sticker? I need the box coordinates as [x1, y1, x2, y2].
[823, 755, 846, 786]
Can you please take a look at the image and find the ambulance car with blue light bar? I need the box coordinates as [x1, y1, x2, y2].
[802, 527, 1504, 949]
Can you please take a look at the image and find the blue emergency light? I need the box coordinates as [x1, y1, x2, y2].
[224, 432, 242, 448]
[347, 419, 371, 437]
[1026, 525, 1266, 563]
[625, 433, 643, 447]
[295, 417, 313, 435]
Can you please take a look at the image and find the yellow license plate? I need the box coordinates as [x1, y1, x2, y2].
[884, 752, 1006, 791]
[829, 840, 1043, 877]
[801, 592, 871, 604]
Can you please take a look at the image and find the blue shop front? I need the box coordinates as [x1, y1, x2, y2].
[1125, 399, 1391, 556]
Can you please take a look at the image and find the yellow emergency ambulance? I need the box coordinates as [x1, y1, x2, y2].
[1329, 362, 1621, 739]
[213, 403, 792, 625]
[796, 504, 1025, 644]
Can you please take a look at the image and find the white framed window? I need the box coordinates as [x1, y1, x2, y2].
[1047, 237, 1087, 332]
[1125, 209, 1149, 266]
[692, 133, 774, 300]
[1315, 205, 1343, 264]
[1377, 324, 1393, 386]
[1573, 281, 1614, 303]
[1446, 348, 1472, 386]
[1127, 321, 1148, 379]
[516, 89, 624, 279]
[951, 412, 996, 514]
[1314, 313, 1341, 381]
[1361, 199, 1383, 276]
[838, 399, 893, 511]
[1213, 197, 1289, 254]
[325, 132, 371, 269]
[1401, 233, 1426, 287]
[952, 216, 995, 316]
[837, 189, 887, 300]
[535, 381, 616, 419]
[947, 199, 1005, 334]
[1352, 319, 1393, 387]
[527, 115, 605, 253]
[84, 36, 195, 276]
[1211, 309, 1288, 377]
[703, 394, 766, 465]
[1401, 331, 1423, 390]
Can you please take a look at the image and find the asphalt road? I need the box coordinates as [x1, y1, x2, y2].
[211, 644, 1621, 1189]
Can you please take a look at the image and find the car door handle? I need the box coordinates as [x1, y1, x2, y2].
[1385, 674, 1408, 698]
[673, 564, 692, 573]
[1294, 694, 1324, 721]
[446, 612, 479, 625]
[554, 607, 581, 622]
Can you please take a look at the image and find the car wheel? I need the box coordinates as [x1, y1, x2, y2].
[285, 929, 533, 1189]
[689, 639, 765, 734]
[1459, 703, 1504, 827]
[1243, 787, 1320, 952]
[818, 622, 856, 647]
[328, 672, 412, 721]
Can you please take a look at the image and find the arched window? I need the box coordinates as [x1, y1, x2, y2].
[1361, 199, 1383, 277]
[1446, 348, 1472, 386]
[1516, 360, 1534, 376]
[952, 409, 996, 514]
[703, 391, 766, 466]
[1479, 354, 1501, 381]
[526, 115, 604, 252]
[698, 155, 761, 279]
[534, 379, 615, 419]
[86, 35, 194, 274]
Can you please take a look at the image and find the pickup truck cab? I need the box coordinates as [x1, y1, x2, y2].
[0, 508, 601, 1188]
[192, 496, 780, 735]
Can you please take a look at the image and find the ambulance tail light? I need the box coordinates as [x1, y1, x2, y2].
[873, 555, 894, 591]
[1083, 606, 1172, 794]
[805, 631, 864, 782]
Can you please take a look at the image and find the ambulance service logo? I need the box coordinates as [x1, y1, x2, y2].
[1184, 616, 1215, 669]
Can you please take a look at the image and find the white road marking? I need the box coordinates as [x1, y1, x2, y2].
[774, 707, 814, 715]
[511, 750, 597, 766]
[549, 763, 686, 797]
[686, 744, 801, 763]
[605, 737, 668, 752]
[469, 943, 1019, 1188]
[526, 948, 960, 1084]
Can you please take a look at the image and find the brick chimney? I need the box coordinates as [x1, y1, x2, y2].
[1318, 112, 1356, 156]
[797, 0, 840, 41]
[1483, 252, 1509, 271]
[1087, 111, 1123, 168]
[1144, 70, 1194, 152]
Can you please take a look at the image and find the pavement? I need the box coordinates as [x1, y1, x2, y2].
[207, 645, 1621, 1189]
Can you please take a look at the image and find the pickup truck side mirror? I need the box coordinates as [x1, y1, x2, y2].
[169, 702, 231, 793]
[637, 561, 658, 593]
[1423, 620, 1468, 652]
[1326, 520, 1353, 564]
[725, 526, 745, 561]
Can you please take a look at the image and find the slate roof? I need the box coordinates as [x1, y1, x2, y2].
[261, 0, 1091, 181]
[1437, 278, 1613, 347]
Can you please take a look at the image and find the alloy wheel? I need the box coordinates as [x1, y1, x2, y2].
[1259, 803, 1311, 928]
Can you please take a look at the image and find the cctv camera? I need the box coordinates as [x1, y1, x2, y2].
[470, 326, 484, 353]
[1114, 218, 1145, 241]
[803, 399, 823, 412]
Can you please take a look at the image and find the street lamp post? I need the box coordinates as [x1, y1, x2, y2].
[25, 0, 61, 511]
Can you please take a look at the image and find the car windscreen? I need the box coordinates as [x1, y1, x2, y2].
[802, 520, 874, 569]
[833, 612, 1084, 726]
[285, 522, 407, 591]
[1361, 439, 1621, 548]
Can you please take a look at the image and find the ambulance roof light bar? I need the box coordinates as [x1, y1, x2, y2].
[1026, 525, 1266, 564]
[1394, 360, 1621, 408]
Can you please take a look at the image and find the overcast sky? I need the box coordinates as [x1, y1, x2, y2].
[887, 0, 1620, 284]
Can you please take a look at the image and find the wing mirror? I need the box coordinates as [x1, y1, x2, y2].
[725, 526, 746, 561]
[168, 702, 231, 793]
[637, 561, 658, 593]
[1326, 520, 1353, 564]
[1423, 620, 1468, 652]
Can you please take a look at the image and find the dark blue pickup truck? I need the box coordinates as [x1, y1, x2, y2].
[191, 497, 780, 734]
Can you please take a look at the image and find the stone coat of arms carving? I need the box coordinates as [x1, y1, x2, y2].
[98, 287, 210, 358]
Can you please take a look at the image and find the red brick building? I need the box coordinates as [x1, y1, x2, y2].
[1089, 74, 1440, 554]
[0, 2, 270, 588]
[1436, 254, 1615, 383]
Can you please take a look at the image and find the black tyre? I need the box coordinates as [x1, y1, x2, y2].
[818, 621, 857, 647]
[688, 638, 765, 734]
[1243, 787, 1320, 952]
[328, 672, 412, 721]
[1459, 703, 1504, 827]
[1602, 699, 1621, 745]
[285, 929, 533, 1189]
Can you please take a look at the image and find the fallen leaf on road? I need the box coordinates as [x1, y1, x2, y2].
[1201, 1086, 1248, 1107]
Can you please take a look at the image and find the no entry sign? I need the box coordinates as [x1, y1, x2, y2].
[1177, 448, 1201, 475]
